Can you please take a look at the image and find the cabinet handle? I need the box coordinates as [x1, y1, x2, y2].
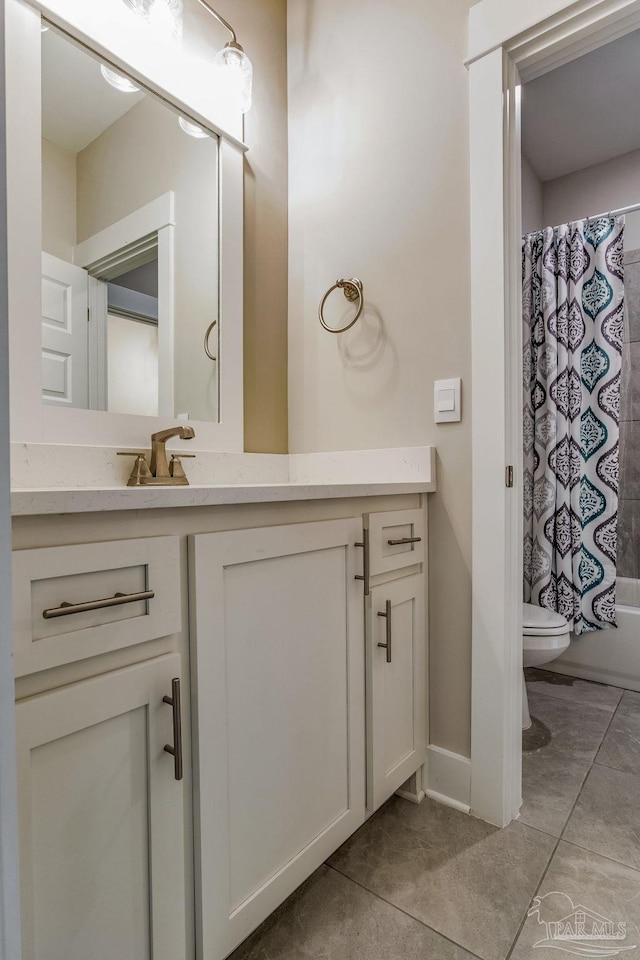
[163, 678, 183, 781]
[355, 527, 370, 596]
[42, 589, 155, 619]
[377, 600, 392, 663]
[387, 536, 422, 546]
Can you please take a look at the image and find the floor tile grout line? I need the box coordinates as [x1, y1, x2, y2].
[600, 696, 624, 740]
[558, 694, 637, 865]
[525, 681, 623, 713]
[516, 818, 560, 841]
[324, 861, 485, 960]
[515, 816, 571, 842]
[556, 705, 605, 843]
[559, 759, 595, 843]
[518, 754, 592, 841]
[509, 674, 623, 959]
[548, 752, 592, 838]
[592, 757, 640, 775]
[526, 668, 623, 695]
[556, 834, 640, 874]
[503, 835, 561, 960]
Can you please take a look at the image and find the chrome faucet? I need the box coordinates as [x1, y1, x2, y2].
[118, 426, 196, 486]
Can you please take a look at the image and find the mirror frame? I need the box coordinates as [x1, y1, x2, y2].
[6, 0, 246, 453]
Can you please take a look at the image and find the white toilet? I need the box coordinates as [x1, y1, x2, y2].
[522, 602, 571, 729]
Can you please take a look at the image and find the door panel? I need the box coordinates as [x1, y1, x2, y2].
[190, 519, 365, 960]
[41, 252, 88, 408]
[370, 574, 426, 810]
[30, 708, 151, 960]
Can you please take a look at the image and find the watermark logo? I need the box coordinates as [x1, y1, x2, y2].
[529, 892, 637, 957]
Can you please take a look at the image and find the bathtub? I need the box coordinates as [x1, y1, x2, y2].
[544, 579, 640, 692]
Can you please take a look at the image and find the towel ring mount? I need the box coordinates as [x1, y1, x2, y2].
[318, 278, 364, 333]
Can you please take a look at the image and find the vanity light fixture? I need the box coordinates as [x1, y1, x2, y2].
[178, 116, 209, 138]
[122, 0, 184, 41]
[121, 0, 252, 112]
[123, 0, 253, 112]
[194, 0, 253, 114]
[100, 65, 141, 93]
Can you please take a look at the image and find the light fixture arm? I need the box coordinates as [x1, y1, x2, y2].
[193, 0, 239, 46]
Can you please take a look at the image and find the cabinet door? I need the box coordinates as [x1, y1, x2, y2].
[370, 574, 426, 810]
[16, 654, 186, 960]
[190, 519, 365, 960]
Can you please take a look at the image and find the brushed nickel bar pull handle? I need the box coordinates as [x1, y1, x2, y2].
[387, 536, 422, 546]
[163, 678, 183, 781]
[43, 589, 155, 619]
[377, 600, 392, 663]
[355, 527, 370, 596]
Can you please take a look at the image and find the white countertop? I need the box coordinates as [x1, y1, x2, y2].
[11, 446, 437, 516]
[11, 480, 435, 516]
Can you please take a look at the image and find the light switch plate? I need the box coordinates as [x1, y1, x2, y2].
[434, 378, 462, 423]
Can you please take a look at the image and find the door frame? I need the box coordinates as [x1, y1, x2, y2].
[468, 0, 640, 826]
[0, 0, 22, 950]
[75, 192, 175, 418]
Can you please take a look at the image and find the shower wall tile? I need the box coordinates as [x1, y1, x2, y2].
[620, 344, 633, 422]
[620, 342, 640, 422]
[617, 499, 638, 580]
[616, 255, 638, 582]
[624, 257, 640, 343]
[619, 422, 640, 500]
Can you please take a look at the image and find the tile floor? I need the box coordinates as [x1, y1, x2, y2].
[230, 669, 640, 960]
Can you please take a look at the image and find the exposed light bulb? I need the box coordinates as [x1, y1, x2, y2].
[214, 43, 253, 113]
[178, 117, 209, 139]
[100, 65, 141, 93]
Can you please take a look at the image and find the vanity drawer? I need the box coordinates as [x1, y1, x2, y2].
[368, 509, 425, 577]
[13, 537, 181, 677]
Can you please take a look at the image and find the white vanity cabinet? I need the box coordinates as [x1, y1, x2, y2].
[12, 536, 187, 960]
[11, 493, 430, 960]
[189, 519, 366, 960]
[16, 655, 187, 960]
[366, 510, 427, 811]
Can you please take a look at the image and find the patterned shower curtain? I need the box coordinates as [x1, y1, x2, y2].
[523, 217, 624, 635]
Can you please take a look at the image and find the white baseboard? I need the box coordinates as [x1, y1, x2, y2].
[425, 745, 471, 814]
[396, 766, 426, 805]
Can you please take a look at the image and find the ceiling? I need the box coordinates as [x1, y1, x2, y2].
[41, 28, 145, 154]
[522, 28, 640, 182]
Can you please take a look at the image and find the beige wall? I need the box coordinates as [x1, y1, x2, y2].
[522, 154, 543, 235]
[543, 148, 640, 249]
[41, 138, 76, 262]
[287, 0, 474, 756]
[219, 0, 289, 455]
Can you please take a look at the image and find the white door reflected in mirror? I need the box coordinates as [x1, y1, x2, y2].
[41, 24, 220, 423]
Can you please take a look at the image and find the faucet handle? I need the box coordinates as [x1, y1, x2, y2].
[169, 453, 195, 484]
[117, 452, 153, 486]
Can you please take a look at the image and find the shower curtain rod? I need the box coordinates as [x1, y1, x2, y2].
[586, 201, 640, 221]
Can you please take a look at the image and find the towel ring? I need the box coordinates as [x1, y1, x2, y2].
[204, 319, 217, 361]
[318, 278, 364, 333]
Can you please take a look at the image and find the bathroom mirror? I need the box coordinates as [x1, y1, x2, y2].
[41, 25, 220, 422]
